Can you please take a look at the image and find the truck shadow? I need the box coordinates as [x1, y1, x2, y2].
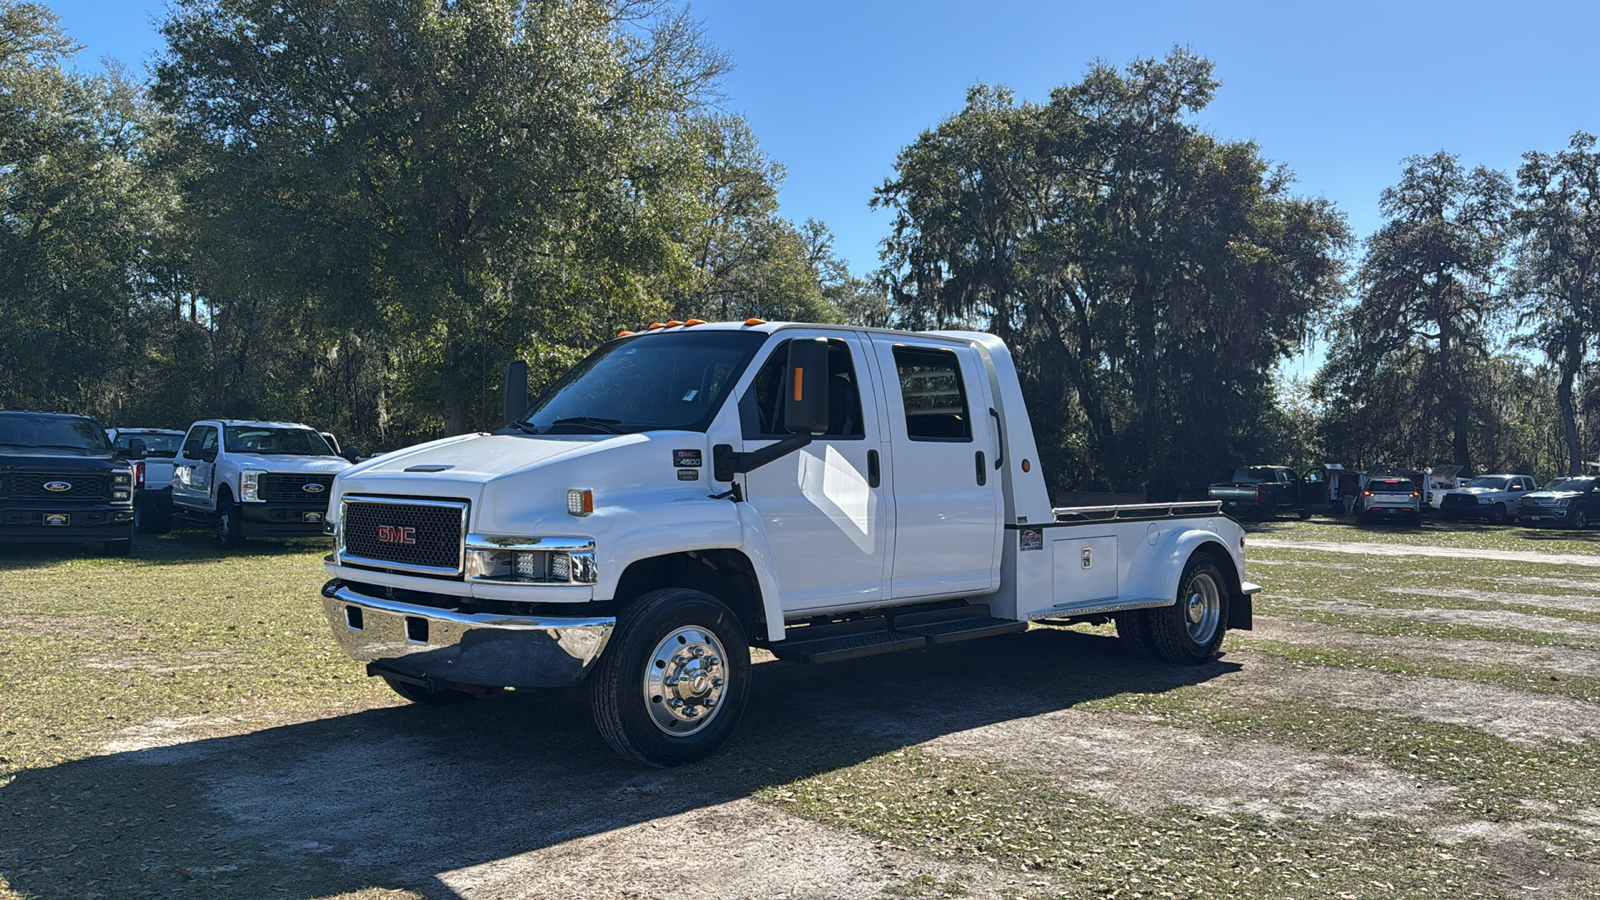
[0, 628, 1237, 899]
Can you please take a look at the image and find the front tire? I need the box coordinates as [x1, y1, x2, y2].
[1574, 509, 1589, 530]
[215, 500, 244, 549]
[591, 588, 751, 767]
[1490, 503, 1507, 525]
[1146, 553, 1230, 665]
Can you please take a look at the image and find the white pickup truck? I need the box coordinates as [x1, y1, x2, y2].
[318, 322, 1258, 765]
[171, 420, 351, 547]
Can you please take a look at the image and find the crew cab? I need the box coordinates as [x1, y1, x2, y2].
[171, 420, 351, 547]
[316, 322, 1259, 766]
[1518, 476, 1600, 529]
[1438, 474, 1537, 524]
[0, 411, 134, 555]
[108, 427, 185, 533]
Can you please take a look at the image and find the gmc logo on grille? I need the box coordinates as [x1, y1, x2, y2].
[375, 525, 417, 545]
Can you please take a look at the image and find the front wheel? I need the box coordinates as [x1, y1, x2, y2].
[591, 588, 751, 767]
[1490, 503, 1507, 525]
[215, 500, 244, 549]
[1574, 509, 1589, 530]
[1146, 553, 1230, 665]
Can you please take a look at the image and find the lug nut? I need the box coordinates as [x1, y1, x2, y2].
[683, 707, 700, 717]
[668, 698, 684, 708]
[691, 646, 705, 658]
[707, 657, 720, 666]
[711, 677, 724, 687]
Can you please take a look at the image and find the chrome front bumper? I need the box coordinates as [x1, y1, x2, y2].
[320, 581, 615, 688]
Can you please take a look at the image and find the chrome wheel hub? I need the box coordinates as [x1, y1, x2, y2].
[1184, 572, 1221, 645]
[643, 626, 728, 736]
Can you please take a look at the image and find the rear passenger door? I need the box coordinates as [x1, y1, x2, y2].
[871, 336, 1002, 600]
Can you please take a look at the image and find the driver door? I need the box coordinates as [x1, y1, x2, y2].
[735, 332, 892, 613]
[172, 424, 218, 510]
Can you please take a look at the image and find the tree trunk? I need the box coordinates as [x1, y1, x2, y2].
[1558, 330, 1583, 476]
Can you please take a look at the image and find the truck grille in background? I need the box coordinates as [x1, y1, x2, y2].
[340, 497, 468, 575]
[10, 473, 110, 500]
[261, 473, 336, 504]
[1440, 494, 1477, 510]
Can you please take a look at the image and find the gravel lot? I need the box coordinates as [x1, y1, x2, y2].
[3, 519, 1599, 899]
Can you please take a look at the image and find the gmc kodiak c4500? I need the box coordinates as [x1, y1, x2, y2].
[319, 322, 1259, 766]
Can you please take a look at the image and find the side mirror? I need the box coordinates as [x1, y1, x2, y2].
[784, 338, 830, 435]
[503, 360, 529, 429]
[341, 447, 362, 464]
[182, 440, 201, 459]
[200, 447, 218, 463]
[127, 438, 147, 460]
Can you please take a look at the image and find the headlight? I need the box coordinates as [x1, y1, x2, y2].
[240, 470, 264, 502]
[112, 471, 132, 486]
[1554, 498, 1571, 507]
[1478, 496, 1492, 504]
[464, 535, 597, 585]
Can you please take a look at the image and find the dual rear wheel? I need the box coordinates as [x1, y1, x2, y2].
[1116, 552, 1230, 664]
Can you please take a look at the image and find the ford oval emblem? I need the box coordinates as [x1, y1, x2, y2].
[44, 481, 72, 492]
[302, 483, 326, 493]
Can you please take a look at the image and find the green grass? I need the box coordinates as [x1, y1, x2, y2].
[1246, 515, 1600, 554]
[763, 748, 1505, 899]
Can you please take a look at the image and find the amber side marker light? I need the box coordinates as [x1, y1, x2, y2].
[792, 367, 805, 402]
[567, 488, 594, 517]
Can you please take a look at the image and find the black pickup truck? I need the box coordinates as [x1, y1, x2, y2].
[0, 411, 136, 555]
[1208, 465, 1321, 520]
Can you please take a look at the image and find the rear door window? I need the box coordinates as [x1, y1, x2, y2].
[891, 346, 971, 442]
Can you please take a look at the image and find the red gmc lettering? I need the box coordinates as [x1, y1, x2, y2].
[375, 525, 416, 545]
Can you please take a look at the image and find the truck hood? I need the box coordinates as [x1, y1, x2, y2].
[333, 431, 711, 534]
[1523, 490, 1583, 501]
[0, 451, 121, 469]
[230, 453, 351, 474]
[1448, 486, 1503, 496]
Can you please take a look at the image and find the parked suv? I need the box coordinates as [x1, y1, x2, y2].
[1358, 476, 1422, 525]
[108, 427, 185, 533]
[1438, 474, 1537, 524]
[171, 420, 351, 547]
[1518, 477, 1600, 529]
[0, 411, 134, 554]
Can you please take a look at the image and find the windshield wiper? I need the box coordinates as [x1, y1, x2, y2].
[549, 416, 626, 434]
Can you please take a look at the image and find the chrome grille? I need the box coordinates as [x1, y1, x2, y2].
[10, 473, 110, 500]
[339, 496, 468, 576]
[261, 473, 335, 504]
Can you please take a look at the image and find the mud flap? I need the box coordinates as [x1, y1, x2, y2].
[1228, 590, 1254, 631]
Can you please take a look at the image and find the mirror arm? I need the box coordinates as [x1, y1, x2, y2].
[712, 435, 813, 483]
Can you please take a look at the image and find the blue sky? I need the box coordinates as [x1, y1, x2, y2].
[42, 0, 1600, 374]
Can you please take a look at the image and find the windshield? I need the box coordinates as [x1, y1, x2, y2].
[114, 432, 184, 457]
[0, 413, 110, 452]
[1466, 476, 1509, 489]
[1545, 478, 1597, 492]
[223, 426, 335, 456]
[521, 331, 767, 434]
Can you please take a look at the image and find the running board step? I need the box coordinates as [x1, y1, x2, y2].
[770, 619, 926, 664]
[894, 614, 1028, 644]
[771, 606, 1028, 663]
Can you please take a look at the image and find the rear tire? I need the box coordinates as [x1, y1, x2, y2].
[1114, 610, 1159, 659]
[1297, 507, 1313, 520]
[134, 492, 161, 534]
[591, 588, 750, 767]
[1147, 553, 1230, 665]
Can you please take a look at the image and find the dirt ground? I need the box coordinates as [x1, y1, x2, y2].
[4, 526, 1600, 899]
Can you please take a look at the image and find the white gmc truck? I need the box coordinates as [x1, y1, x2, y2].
[318, 322, 1259, 766]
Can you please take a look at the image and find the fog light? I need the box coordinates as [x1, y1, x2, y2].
[112, 490, 130, 500]
[513, 552, 544, 579]
[549, 552, 571, 582]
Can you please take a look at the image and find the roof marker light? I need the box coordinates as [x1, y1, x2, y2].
[648, 323, 665, 329]
[684, 319, 706, 326]
[618, 330, 635, 337]
[665, 320, 684, 327]
[744, 318, 766, 326]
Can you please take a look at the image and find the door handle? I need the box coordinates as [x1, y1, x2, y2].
[975, 451, 986, 486]
[867, 449, 880, 488]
